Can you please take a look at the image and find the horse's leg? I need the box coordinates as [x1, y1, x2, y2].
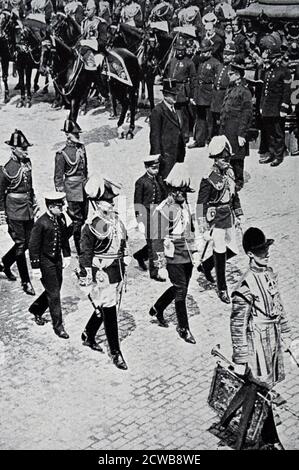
[16, 65, 25, 107]
[140, 78, 146, 103]
[25, 66, 32, 107]
[146, 76, 155, 111]
[70, 97, 80, 125]
[126, 87, 138, 140]
[117, 96, 129, 139]
[33, 70, 40, 93]
[43, 73, 49, 94]
[2, 58, 10, 103]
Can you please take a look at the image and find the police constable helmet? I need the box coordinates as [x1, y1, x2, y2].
[164, 163, 195, 192]
[242, 227, 274, 254]
[230, 62, 245, 78]
[61, 119, 82, 134]
[199, 38, 212, 53]
[5, 129, 33, 149]
[208, 135, 232, 159]
[175, 37, 186, 51]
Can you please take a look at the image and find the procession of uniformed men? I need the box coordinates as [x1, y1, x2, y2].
[0, 0, 298, 451]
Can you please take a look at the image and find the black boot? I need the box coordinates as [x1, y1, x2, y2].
[82, 310, 104, 352]
[0, 259, 17, 281]
[197, 255, 215, 283]
[1, 247, 17, 281]
[214, 251, 230, 304]
[16, 253, 34, 295]
[175, 300, 196, 344]
[103, 306, 127, 370]
[149, 306, 168, 327]
[150, 286, 175, 327]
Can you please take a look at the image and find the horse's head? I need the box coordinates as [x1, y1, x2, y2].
[0, 10, 15, 40]
[50, 12, 81, 47]
[40, 39, 53, 76]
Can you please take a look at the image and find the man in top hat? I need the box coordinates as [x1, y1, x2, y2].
[78, 175, 129, 370]
[149, 162, 197, 344]
[210, 42, 235, 137]
[163, 36, 196, 144]
[149, 78, 186, 179]
[223, 227, 295, 449]
[219, 62, 253, 191]
[189, 38, 221, 148]
[133, 154, 167, 281]
[28, 191, 71, 338]
[54, 119, 88, 256]
[259, 45, 292, 167]
[0, 130, 38, 295]
[196, 135, 244, 304]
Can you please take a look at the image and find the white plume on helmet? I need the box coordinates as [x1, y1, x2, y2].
[164, 162, 193, 189]
[208, 135, 232, 157]
[85, 173, 105, 199]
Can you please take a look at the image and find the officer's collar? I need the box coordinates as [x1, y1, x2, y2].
[46, 210, 58, 221]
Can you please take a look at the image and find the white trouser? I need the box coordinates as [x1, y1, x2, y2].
[212, 226, 239, 254]
[89, 281, 123, 309]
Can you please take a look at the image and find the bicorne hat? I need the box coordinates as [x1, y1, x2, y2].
[5, 129, 33, 148]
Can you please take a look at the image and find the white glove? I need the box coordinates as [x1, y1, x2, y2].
[192, 251, 200, 266]
[123, 255, 132, 266]
[138, 222, 145, 234]
[190, 98, 196, 105]
[234, 363, 247, 375]
[31, 268, 41, 278]
[63, 257, 71, 269]
[280, 111, 288, 118]
[203, 230, 212, 242]
[236, 215, 246, 227]
[238, 136, 246, 147]
[0, 211, 7, 225]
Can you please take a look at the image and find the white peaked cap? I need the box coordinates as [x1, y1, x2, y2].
[208, 135, 232, 157]
[44, 191, 66, 202]
[86, 0, 96, 8]
[164, 162, 192, 189]
[85, 174, 105, 199]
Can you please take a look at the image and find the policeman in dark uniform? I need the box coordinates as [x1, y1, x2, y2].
[0, 130, 38, 295]
[219, 62, 253, 191]
[259, 45, 292, 167]
[78, 175, 129, 370]
[149, 163, 197, 344]
[164, 36, 196, 143]
[133, 154, 167, 281]
[28, 191, 71, 338]
[210, 42, 235, 137]
[189, 38, 221, 148]
[54, 120, 88, 256]
[196, 135, 244, 304]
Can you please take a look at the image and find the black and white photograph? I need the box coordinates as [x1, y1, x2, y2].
[0, 0, 298, 456]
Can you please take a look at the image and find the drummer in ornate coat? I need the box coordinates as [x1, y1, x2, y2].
[0, 130, 38, 295]
[133, 154, 167, 281]
[223, 227, 295, 449]
[219, 62, 253, 191]
[54, 120, 88, 256]
[150, 78, 186, 179]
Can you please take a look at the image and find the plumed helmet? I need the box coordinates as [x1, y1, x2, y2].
[202, 12, 217, 26]
[5, 129, 33, 148]
[61, 119, 82, 134]
[164, 163, 194, 192]
[242, 227, 274, 254]
[208, 135, 232, 159]
[85, 174, 121, 201]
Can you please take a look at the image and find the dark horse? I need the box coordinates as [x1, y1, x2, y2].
[41, 13, 141, 138]
[0, 10, 15, 103]
[13, 17, 43, 107]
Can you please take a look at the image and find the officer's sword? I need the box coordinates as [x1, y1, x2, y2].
[74, 270, 103, 319]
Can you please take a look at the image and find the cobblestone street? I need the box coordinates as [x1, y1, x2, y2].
[0, 90, 298, 450]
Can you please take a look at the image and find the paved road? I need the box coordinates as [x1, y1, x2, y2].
[0, 89, 298, 450]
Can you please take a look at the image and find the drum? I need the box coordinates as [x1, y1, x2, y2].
[208, 363, 270, 446]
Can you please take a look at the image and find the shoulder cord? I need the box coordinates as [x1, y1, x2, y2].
[61, 149, 84, 176]
[2, 164, 28, 190]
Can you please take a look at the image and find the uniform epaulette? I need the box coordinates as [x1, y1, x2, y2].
[56, 145, 66, 155]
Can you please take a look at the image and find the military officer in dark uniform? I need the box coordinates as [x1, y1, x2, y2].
[150, 78, 186, 179]
[164, 37, 196, 144]
[133, 154, 167, 281]
[196, 135, 244, 304]
[54, 120, 88, 256]
[219, 62, 253, 191]
[149, 163, 197, 344]
[78, 175, 129, 370]
[0, 130, 38, 295]
[259, 45, 292, 167]
[210, 42, 235, 137]
[189, 39, 221, 148]
[28, 191, 71, 338]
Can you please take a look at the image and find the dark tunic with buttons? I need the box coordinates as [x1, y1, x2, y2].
[164, 57, 196, 104]
[193, 56, 221, 107]
[260, 64, 292, 117]
[54, 141, 88, 203]
[0, 156, 36, 221]
[29, 212, 71, 268]
[210, 64, 230, 114]
[219, 82, 253, 160]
